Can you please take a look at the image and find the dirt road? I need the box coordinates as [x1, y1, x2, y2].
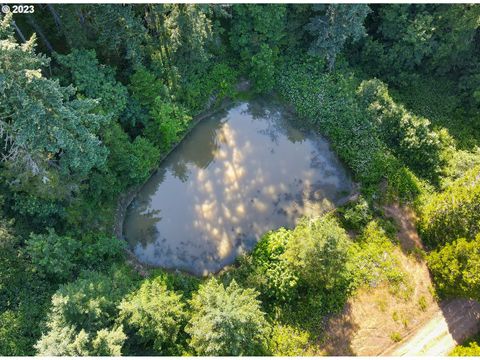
[383, 299, 480, 356]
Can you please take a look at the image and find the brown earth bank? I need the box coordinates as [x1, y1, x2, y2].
[318, 203, 480, 356]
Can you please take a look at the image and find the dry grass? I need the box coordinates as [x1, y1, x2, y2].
[315, 203, 439, 356]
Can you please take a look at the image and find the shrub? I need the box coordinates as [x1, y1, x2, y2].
[129, 66, 168, 108]
[145, 99, 191, 152]
[427, 235, 480, 300]
[348, 221, 405, 290]
[247, 228, 299, 304]
[341, 196, 373, 231]
[283, 215, 352, 295]
[268, 323, 310, 356]
[357, 79, 448, 182]
[390, 332, 402, 343]
[180, 62, 238, 113]
[26, 229, 81, 281]
[250, 44, 277, 94]
[186, 278, 269, 356]
[419, 165, 480, 247]
[450, 341, 480, 356]
[276, 57, 410, 199]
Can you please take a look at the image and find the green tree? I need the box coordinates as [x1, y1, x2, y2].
[186, 278, 269, 355]
[119, 276, 187, 354]
[145, 99, 191, 152]
[229, 4, 287, 64]
[0, 14, 108, 180]
[306, 4, 371, 70]
[419, 165, 480, 247]
[283, 215, 352, 293]
[250, 44, 277, 94]
[35, 265, 138, 355]
[427, 235, 480, 300]
[25, 229, 81, 281]
[55, 49, 128, 119]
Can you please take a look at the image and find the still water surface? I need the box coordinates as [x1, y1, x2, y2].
[124, 99, 352, 275]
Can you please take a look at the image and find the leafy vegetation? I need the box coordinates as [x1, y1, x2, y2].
[1, 3, 479, 356]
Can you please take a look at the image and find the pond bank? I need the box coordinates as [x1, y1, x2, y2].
[112, 97, 235, 276]
[122, 97, 357, 276]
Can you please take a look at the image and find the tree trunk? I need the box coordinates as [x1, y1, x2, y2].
[47, 4, 63, 29]
[11, 20, 26, 43]
[27, 15, 54, 52]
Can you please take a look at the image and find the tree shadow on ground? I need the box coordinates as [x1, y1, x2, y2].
[317, 303, 359, 355]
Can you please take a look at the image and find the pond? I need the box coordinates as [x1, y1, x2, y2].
[123, 98, 353, 276]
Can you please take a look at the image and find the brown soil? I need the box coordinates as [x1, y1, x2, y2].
[317, 203, 480, 356]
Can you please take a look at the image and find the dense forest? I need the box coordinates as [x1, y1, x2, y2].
[0, 3, 479, 356]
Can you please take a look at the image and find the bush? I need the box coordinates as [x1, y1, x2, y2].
[246, 228, 299, 304]
[129, 66, 168, 108]
[268, 323, 310, 356]
[419, 165, 480, 247]
[357, 79, 448, 182]
[180, 62, 238, 113]
[283, 215, 352, 296]
[119, 276, 187, 354]
[427, 235, 480, 300]
[276, 58, 395, 194]
[451, 340, 480, 356]
[26, 229, 81, 281]
[186, 278, 269, 356]
[145, 99, 191, 152]
[348, 221, 405, 290]
[250, 44, 277, 94]
[341, 196, 373, 231]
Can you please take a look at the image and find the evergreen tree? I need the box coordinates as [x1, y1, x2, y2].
[186, 279, 269, 355]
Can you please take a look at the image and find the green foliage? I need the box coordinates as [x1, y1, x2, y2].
[26, 229, 81, 281]
[55, 49, 128, 118]
[306, 4, 371, 70]
[119, 276, 187, 354]
[186, 278, 269, 355]
[179, 62, 239, 113]
[341, 196, 373, 231]
[450, 337, 480, 356]
[357, 79, 448, 182]
[0, 15, 108, 179]
[250, 44, 277, 94]
[349, 221, 406, 290]
[277, 58, 386, 186]
[35, 265, 138, 356]
[283, 215, 351, 295]
[103, 123, 160, 189]
[145, 99, 191, 152]
[11, 192, 66, 231]
[268, 323, 310, 355]
[419, 166, 480, 247]
[427, 235, 480, 300]
[246, 228, 299, 304]
[229, 4, 287, 64]
[129, 66, 168, 108]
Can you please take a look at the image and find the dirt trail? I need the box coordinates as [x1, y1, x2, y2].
[381, 204, 480, 356]
[319, 203, 480, 356]
[383, 299, 480, 356]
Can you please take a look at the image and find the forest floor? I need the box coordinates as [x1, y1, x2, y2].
[318, 203, 480, 356]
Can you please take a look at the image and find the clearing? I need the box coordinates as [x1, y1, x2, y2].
[318, 203, 480, 356]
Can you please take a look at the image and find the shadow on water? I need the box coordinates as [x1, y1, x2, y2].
[123, 98, 353, 276]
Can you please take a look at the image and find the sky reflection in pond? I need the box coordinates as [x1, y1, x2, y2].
[124, 98, 353, 276]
